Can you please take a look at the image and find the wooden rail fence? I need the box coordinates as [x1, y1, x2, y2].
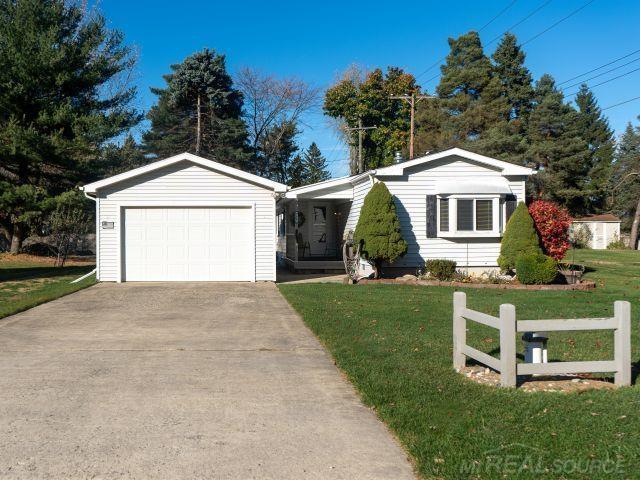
[452, 292, 632, 387]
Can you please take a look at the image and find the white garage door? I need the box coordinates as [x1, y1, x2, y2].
[124, 207, 254, 281]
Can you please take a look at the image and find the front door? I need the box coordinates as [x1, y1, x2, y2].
[310, 206, 327, 256]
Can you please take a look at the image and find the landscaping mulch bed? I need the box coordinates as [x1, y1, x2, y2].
[356, 276, 597, 290]
[459, 365, 615, 392]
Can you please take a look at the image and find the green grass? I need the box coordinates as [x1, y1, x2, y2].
[279, 249, 640, 479]
[0, 256, 96, 319]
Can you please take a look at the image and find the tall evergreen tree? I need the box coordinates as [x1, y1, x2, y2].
[287, 154, 306, 189]
[0, 0, 141, 253]
[96, 135, 149, 178]
[303, 143, 330, 184]
[143, 49, 251, 168]
[611, 122, 640, 249]
[473, 33, 533, 164]
[526, 74, 590, 214]
[575, 84, 615, 211]
[435, 31, 495, 146]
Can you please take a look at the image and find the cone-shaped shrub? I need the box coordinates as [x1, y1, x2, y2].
[354, 182, 407, 278]
[498, 202, 541, 272]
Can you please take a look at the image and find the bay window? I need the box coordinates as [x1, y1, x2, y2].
[437, 195, 501, 236]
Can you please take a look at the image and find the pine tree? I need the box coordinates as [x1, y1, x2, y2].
[473, 33, 533, 164]
[96, 135, 149, 178]
[435, 31, 494, 145]
[287, 154, 306, 189]
[354, 182, 407, 278]
[575, 84, 615, 211]
[611, 123, 640, 249]
[0, 0, 141, 253]
[143, 49, 251, 168]
[526, 75, 590, 214]
[303, 143, 330, 184]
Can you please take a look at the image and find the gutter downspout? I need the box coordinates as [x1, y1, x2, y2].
[80, 186, 98, 282]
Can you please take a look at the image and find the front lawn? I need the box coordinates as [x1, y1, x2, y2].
[0, 254, 96, 319]
[279, 249, 640, 479]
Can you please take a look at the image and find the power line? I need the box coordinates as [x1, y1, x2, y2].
[414, 0, 520, 81]
[561, 56, 640, 91]
[558, 48, 640, 86]
[563, 65, 640, 98]
[521, 0, 597, 46]
[420, 0, 554, 86]
[601, 95, 640, 111]
[486, 0, 554, 46]
[477, 0, 519, 33]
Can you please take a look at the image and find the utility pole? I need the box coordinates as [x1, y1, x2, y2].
[390, 93, 436, 159]
[345, 118, 377, 174]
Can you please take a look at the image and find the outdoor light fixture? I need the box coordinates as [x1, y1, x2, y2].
[522, 332, 548, 364]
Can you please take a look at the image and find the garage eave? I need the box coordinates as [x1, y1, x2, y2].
[81, 152, 288, 194]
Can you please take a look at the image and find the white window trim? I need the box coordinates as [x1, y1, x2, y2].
[437, 194, 502, 238]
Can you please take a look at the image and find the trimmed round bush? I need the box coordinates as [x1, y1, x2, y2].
[498, 202, 542, 272]
[515, 253, 558, 285]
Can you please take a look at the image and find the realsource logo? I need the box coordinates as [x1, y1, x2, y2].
[459, 443, 625, 476]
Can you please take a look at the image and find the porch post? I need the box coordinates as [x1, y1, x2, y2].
[294, 199, 299, 262]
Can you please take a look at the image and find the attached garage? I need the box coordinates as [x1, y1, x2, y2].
[82, 153, 287, 282]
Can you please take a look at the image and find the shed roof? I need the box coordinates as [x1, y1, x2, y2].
[573, 214, 621, 222]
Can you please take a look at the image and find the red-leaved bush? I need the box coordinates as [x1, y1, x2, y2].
[528, 200, 572, 260]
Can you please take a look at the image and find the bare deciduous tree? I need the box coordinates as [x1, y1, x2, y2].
[236, 68, 319, 176]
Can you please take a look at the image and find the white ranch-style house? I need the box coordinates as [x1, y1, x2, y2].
[83, 148, 533, 282]
[278, 148, 533, 274]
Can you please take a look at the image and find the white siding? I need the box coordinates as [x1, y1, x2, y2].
[96, 161, 276, 281]
[572, 221, 621, 249]
[344, 177, 371, 233]
[375, 157, 528, 268]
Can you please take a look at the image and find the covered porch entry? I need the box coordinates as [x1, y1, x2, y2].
[277, 177, 356, 272]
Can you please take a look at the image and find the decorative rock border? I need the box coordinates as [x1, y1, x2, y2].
[355, 277, 596, 290]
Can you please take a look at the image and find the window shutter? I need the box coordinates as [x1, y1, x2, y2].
[505, 194, 517, 224]
[426, 195, 437, 238]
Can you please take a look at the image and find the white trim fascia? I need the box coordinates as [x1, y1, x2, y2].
[82, 152, 288, 193]
[375, 147, 534, 177]
[285, 171, 373, 199]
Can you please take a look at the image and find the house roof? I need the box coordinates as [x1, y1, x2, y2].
[284, 172, 371, 199]
[573, 214, 621, 223]
[81, 152, 288, 194]
[375, 147, 535, 177]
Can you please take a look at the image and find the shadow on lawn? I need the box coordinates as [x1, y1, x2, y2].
[0, 265, 94, 282]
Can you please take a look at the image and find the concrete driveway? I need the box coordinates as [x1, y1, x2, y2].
[0, 283, 415, 479]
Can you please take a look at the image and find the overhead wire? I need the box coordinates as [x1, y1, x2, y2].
[521, 0, 597, 46]
[601, 95, 640, 111]
[560, 56, 640, 91]
[557, 48, 640, 86]
[414, 0, 520, 81]
[563, 65, 640, 98]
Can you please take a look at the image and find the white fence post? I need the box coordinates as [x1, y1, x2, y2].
[614, 300, 631, 386]
[453, 292, 467, 370]
[500, 304, 517, 387]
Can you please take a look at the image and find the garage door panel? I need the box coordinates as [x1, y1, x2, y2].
[124, 207, 254, 281]
[167, 226, 186, 242]
[145, 209, 165, 221]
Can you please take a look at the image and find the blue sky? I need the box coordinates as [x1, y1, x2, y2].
[100, 0, 640, 177]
